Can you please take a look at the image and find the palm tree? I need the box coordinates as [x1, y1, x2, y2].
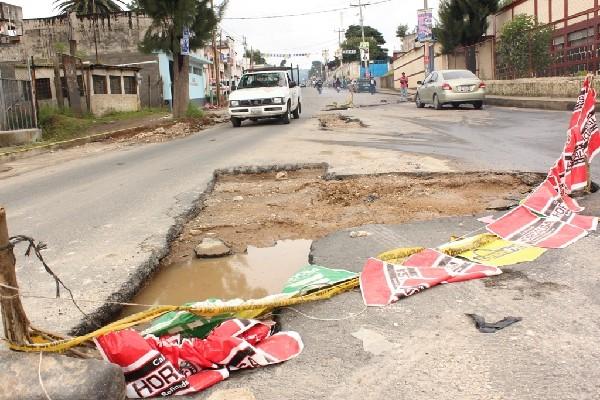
[53, 0, 127, 15]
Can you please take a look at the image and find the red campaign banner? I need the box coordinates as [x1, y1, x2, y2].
[562, 79, 598, 192]
[523, 179, 598, 231]
[95, 319, 303, 398]
[360, 250, 501, 306]
[486, 206, 589, 249]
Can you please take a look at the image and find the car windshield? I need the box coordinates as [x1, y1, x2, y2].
[238, 73, 286, 89]
[443, 70, 478, 80]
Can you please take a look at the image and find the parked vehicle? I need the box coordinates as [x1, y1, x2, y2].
[415, 69, 486, 110]
[228, 67, 302, 127]
[355, 78, 372, 93]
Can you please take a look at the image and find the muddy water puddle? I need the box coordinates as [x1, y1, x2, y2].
[123, 239, 312, 316]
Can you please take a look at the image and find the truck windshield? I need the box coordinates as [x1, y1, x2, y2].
[238, 72, 286, 89]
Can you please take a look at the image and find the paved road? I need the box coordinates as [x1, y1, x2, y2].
[0, 89, 585, 334]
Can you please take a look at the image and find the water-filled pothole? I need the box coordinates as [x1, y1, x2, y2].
[122, 239, 311, 316]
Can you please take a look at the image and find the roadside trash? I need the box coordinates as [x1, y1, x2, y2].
[466, 313, 522, 333]
[350, 230, 371, 238]
[360, 249, 501, 306]
[144, 265, 357, 338]
[232, 196, 244, 202]
[364, 194, 379, 203]
[95, 319, 303, 398]
[486, 205, 589, 249]
[438, 234, 546, 267]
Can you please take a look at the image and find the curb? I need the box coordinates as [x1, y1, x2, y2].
[485, 96, 575, 111]
[0, 121, 173, 163]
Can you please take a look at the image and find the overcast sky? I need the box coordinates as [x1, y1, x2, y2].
[13, 0, 440, 68]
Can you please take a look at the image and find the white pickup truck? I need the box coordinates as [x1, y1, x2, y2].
[228, 67, 302, 128]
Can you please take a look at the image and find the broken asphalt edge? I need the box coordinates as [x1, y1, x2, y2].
[69, 164, 546, 336]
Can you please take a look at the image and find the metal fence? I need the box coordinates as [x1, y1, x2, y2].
[0, 64, 36, 131]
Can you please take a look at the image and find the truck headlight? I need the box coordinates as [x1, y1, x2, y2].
[272, 97, 284, 104]
[230, 100, 239, 107]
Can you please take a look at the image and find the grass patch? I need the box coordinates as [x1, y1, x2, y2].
[185, 103, 205, 119]
[38, 106, 168, 142]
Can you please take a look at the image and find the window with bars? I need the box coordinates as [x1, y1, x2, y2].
[35, 78, 52, 100]
[93, 74, 107, 94]
[123, 76, 137, 94]
[110, 76, 122, 94]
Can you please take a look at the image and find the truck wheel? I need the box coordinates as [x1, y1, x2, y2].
[292, 102, 301, 119]
[281, 103, 291, 124]
[231, 117, 242, 127]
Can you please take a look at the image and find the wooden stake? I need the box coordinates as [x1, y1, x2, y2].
[0, 207, 31, 345]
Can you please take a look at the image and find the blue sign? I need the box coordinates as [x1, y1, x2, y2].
[181, 27, 190, 55]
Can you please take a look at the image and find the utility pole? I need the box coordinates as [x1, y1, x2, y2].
[92, 0, 99, 63]
[242, 36, 248, 70]
[351, 0, 367, 77]
[210, 0, 221, 107]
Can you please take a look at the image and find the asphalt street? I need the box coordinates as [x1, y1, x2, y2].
[0, 89, 588, 334]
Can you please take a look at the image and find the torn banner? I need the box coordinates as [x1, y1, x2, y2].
[486, 205, 589, 249]
[96, 319, 303, 398]
[437, 234, 546, 267]
[360, 249, 501, 306]
[523, 179, 598, 231]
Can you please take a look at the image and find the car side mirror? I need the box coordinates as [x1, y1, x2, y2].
[417, 81, 423, 85]
[289, 81, 297, 88]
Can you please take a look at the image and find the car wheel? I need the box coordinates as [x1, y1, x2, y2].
[433, 94, 443, 110]
[473, 101, 483, 110]
[292, 102, 301, 119]
[416, 94, 425, 108]
[231, 117, 242, 128]
[281, 102, 291, 124]
[250, 118, 258, 122]
[452, 103, 460, 109]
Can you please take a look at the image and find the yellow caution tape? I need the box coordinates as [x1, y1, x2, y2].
[8, 277, 360, 353]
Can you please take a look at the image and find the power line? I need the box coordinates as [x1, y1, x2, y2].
[222, 0, 393, 20]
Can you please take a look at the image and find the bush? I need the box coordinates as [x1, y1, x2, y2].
[185, 103, 204, 119]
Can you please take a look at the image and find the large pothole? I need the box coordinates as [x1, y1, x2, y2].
[124, 167, 543, 311]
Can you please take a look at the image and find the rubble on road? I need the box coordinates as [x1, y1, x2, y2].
[318, 114, 367, 130]
[194, 237, 231, 258]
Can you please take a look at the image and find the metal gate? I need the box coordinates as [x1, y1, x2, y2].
[0, 65, 36, 131]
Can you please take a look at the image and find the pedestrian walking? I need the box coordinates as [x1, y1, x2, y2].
[369, 77, 376, 95]
[400, 72, 409, 98]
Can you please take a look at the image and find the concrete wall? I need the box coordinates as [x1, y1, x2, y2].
[330, 62, 361, 80]
[393, 46, 425, 90]
[486, 76, 587, 98]
[90, 94, 139, 115]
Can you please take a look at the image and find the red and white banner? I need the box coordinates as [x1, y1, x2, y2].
[523, 179, 598, 231]
[486, 205, 589, 249]
[558, 77, 599, 192]
[360, 249, 501, 306]
[95, 319, 303, 398]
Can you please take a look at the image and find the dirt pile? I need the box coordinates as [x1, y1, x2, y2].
[318, 114, 367, 130]
[115, 113, 230, 144]
[164, 169, 542, 264]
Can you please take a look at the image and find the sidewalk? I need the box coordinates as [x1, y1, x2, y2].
[378, 87, 583, 111]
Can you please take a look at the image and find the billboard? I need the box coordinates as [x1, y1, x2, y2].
[417, 9, 433, 42]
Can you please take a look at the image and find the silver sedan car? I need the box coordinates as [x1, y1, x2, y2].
[415, 69, 486, 110]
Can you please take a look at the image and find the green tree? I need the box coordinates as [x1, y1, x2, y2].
[341, 25, 388, 62]
[396, 23, 409, 38]
[54, 0, 126, 15]
[309, 60, 323, 78]
[497, 14, 552, 78]
[433, 0, 499, 71]
[137, 0, 222, 118]
[244, 49, 266, 65]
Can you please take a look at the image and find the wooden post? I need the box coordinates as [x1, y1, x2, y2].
[0, 207, 31, 345]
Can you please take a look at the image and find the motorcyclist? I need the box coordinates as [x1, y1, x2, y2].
[316, 79, 323, 94]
